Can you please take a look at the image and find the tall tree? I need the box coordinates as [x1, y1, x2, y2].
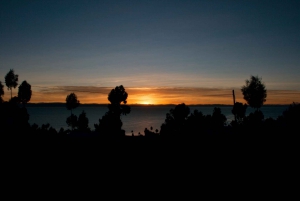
[66, 93, 80, 116]
[94, 85, 130, 136]
[107, 85, 131, 116]
[0, 81, 4, 103]
[18, 80, 32, 107]
[5, 69, 19, 99]
[241, 75, 267, 110]
[66, 93, 80, 131]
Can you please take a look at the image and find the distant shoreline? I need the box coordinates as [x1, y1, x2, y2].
[26, 103, 291, 107]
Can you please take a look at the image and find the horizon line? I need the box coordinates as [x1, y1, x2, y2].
[26, 102, 293, 106]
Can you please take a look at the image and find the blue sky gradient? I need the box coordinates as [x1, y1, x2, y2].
[1, 0, 299, 103]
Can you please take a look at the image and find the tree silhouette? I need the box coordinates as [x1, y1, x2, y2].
[5, 69, 18, 99]
[232, 102, 248, 122]
[241, 75, 267, 110]
[186, 109, 207, 134]
[18, 80, 32, 107]
[107, 85, 131, 116]
[243, 110, 264, 129]
[66, 93, 80, 131]
[277, 102, 300, 130]
[160, 103, 190, 136]
[94, 85, 130, 136]
[66, 93, 80, 115]
[212, 107, 227, 128]
[77, 111, 90, 132]
[0, 81, 4, 103]
[66, 114, 78, 130]
[171, 103, 190, 122]
[108, 85, 128, 105]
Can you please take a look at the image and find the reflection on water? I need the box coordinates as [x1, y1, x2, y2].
[27, 105, 288, 135]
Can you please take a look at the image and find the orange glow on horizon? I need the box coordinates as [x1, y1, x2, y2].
[2, 86, 299, 105]
[131, 95, 157, 105]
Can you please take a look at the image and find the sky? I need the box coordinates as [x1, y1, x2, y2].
[0, 0, 299, 104]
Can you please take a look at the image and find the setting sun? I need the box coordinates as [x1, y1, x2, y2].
[131, 94, 156, 105]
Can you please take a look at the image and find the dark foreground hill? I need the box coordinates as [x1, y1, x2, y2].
[2, 130, 295, 159]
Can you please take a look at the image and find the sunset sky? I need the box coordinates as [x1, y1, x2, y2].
[1, 0, 299, 104]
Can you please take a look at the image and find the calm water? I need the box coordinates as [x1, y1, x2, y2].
[26, 105, 289, 135]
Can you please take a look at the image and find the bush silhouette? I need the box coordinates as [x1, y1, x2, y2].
[277, 102, 300, 131]
[212, 107, 227, 129]
[243, 110, 264, 129]
[160, 103, 190, 137]
[232, 102, 247, 122]
[66, 114, 78, 130]
[241, 75, 267, 110]
[30, 123, 58, 135]
[5, 69, 18, 100]
[18, 80, 32, 107]
[77, 111, 90, 132]
[186, 109, 207, 134]
[282, 102, 300, 121]
[0, 101, 30, 134]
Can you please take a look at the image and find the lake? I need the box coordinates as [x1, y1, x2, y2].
[26, 104, 289, 135]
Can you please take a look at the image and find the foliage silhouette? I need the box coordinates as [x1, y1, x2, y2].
[30, 123, 58, 135]
[66, 114, 78, 130]
[160, 103, 190, 137]
[66, 93, 80, 115]
[108, 85, 128, 104]
[9, 96, 20, 103]
[171, 103, 190, 122]
[232, 102, 248, 122]
[107, 85, 131, 116]
[186, 109, 207, 134]
[281, 102, 300, 121]
[241, 75, 266, 110]
[1, 68, 299, 147]
[0, 101, 30, 134]
[66, 93, 80, 130]
[160, 104, 230, 138]
[5, 69, 18, 100]
[0, 81, 4, 103]
[77, 111, 90, 133]
[243, 110, 264, 129]
[18, 80, 32, 107]
[94, 85, 130, 136]
[212, 107, 227, 129]
[277, 102, 300, 131]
